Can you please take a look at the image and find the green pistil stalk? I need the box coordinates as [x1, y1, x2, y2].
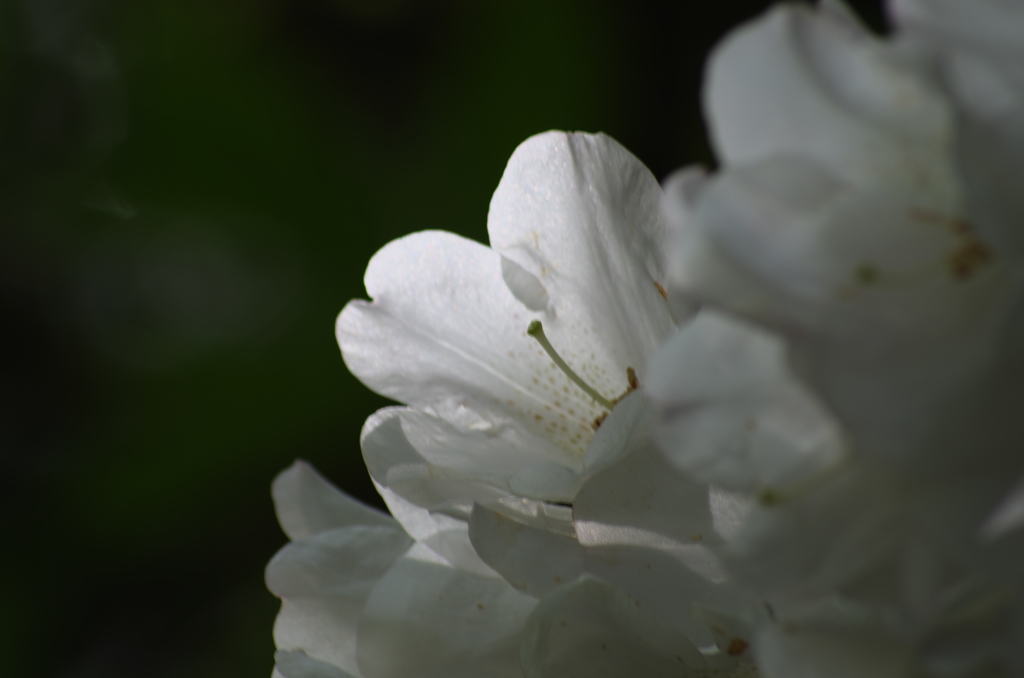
[527, 320, 615, 410]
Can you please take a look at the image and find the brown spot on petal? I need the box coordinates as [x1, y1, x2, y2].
[910, 207, 949, 227]
[948, 237, 991, 281]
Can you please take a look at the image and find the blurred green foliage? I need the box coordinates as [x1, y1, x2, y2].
[0, 0, 883, 675]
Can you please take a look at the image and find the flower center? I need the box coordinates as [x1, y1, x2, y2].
[527, 320, 615, 410]
[527, 320, 639, 431]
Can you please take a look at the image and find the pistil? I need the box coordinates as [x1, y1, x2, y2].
[527, 320, 615, 410]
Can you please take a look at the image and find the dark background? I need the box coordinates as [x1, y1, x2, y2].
[0, 0, 883, 675]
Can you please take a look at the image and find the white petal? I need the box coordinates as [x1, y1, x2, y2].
[267, 526, 412, 675]
[375, 481, 499, 579]
[679, 155, 1013, 464]
[275, 650, 358, 678]
[572, 415, 754, 643]
[501, 256, 549, 312]
[756, 625, 915, 678]
[357, 546, 535, 678]
[891, 0, 1024, 254]
[488, 131, 677, 389]
[706, 4, 956, 200]
[647, 311, 844, 492]
[519, 576, 719, 678]
[661, 168, 773, 326]
[890, 0, 1024, 90]
[360, 395, 649, 512]
[272, 461, 396, 541]
[724, 467, 904, 597]
[360, 407, 548, 514]
[582, 389, 651, 472]
[468, 502, 585, 598]
[507, 462, 580, 503]
[339, 230, 610, 460]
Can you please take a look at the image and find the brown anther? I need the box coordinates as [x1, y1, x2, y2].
[592, 412, 608, 431]
[654, 281, 668, 300]
[908, 208, 993, 281]
[726, 638, 749, 656]
[627, 367, 639, 391]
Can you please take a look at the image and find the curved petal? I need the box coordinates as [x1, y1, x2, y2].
[572, 411, 755, 643]
[375, 481, 499, 579]
[487, 131, 678, 390]
[361, 391, 653, 512]
[673, 154, 1015, 465]
[647, 311, 844, 492]
[706, 4, 956, 202]
[272, 461, 396, 541]
[357, 544, 535, 678]
[724, 467, 905, 598]
[891, 0, 1024, 255]
[519, 576, 730, 678]
[360, 406, 562, 512]
[468, 502, 585, 598]
[890, 0, 1024, 90]
[361, 406, 551, 488]
[267, 526, 413, 675]
[339, 230, 611, 460]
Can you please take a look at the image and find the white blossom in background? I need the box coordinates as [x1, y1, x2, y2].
[268, 1, 1024, 677]
[651, 0, 1024, 675]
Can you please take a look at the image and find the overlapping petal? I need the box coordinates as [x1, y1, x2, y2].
[357, 544, 534, 678]
[520, 576, 754, 678]
[663, 2, 1022, 469]
[889, 0, 1024, 256]
[267, 462, 536, 678]
[706, 3, 956, 202]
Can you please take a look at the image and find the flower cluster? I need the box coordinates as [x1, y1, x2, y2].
[267, 2, 1024, 676]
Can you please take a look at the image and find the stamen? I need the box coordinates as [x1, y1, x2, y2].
[527, 320, 615, 410]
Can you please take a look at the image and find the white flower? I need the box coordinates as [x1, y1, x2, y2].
[337, 131, 676, 514]
[335, 130, 761, 660]
[267, 462, 759, 678]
